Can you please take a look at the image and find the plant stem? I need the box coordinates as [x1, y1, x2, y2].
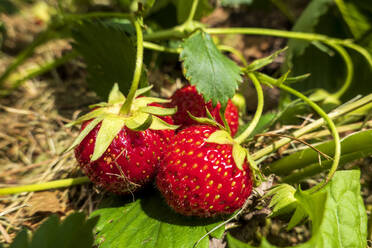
[120, 18, 144, 115]
[234, 73, 264, 144]
[205, 28, 372, 67]
[276, 84, 341, 189]
[0, 177, 90, 196]
[143, 41, 181, 54]
[0, 51, 78, 96]
[253, 73, 342, 187]
[327, 42, 354, 99]
[186, 0, 200, 24]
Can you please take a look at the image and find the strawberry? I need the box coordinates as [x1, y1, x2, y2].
[156, 125, 253, 217]
[169, 85, 239, 136]
[68, 84, 178, 194]
[75, 122, 164, 194]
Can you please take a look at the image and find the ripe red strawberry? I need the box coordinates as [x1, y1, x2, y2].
[70, 84, 177, 195]
[156, 125, 253, 217]
[169, 85, 239, 136]
[75, 118, 173, 194]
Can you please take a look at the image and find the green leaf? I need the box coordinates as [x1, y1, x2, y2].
[90, 190, 224, 248]
[124, 112, 153, 131]
[65, 108, 105, 127]
[334, 0, 372, 40]
[266, 184, 297, 217]
[72, 21, 147, 99]
[92, 117, 125, 161]
[140, 106, 177, 116]
[134, 85, 153, 98]
[187, 111, 223, 128]
[108, 83, 125, 104]
[8, 212, 98, 248]
[286, 0, 334, 64]
[180, 31, 242, 107]
[173, 0, 213, 23]
[232, 143, 246, 170]
[245, 47, 287, 72]
[227, 170, 368, 248]
[269, 129, 372, 178]
[149, 116, 179, 130]
[133, 97, 171, 107]
[66, 117, 102, 152]
[206, 130, 234, 145]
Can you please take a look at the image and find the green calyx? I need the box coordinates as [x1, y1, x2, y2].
[205, 129, 263, 185]
[66, 83, 179, 161]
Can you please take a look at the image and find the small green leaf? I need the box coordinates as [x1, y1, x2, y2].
[180, 31, 242, 107]
[65, 108, 105, 127]
[206, 130, 234, 145]
[88, 102, 109, 109]
[187, 111, 223, 128]
[140, 106, 177, 116]
[125, 112, 152, 131]
[134, 85, 153, 98]
[92, 117, 125, 161]
[287, 204, 307, 230]
[245, 47, 287, 72]
[108, 83, 125, 104]
[133, 97, 171, 107]
[66, 117, 102, 152]
[149, 116, 179, 130]
[90, 190, 224, 248]
[232, 143, 246, 170]
[266, 184, 297, 217]
[276, 70, 291, 86]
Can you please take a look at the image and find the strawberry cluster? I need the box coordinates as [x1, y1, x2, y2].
[71, 84, 253, 217]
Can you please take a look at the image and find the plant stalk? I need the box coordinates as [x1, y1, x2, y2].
[186, 0, 200, 24]
[277, 83, 341, 190]
[327, 42, 354, 99]
[0, 177, 90, 196]
[234, 73, 264, 144]
[120, 18, 144, 115]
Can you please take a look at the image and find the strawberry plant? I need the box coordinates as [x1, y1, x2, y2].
[0, 0, 371, 247]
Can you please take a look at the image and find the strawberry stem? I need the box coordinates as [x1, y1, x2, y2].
[234, 72, 264, 144]
[185, 0, 200, 24]
[120, 17, 144, 115]
[0, 177, 90, 196]
[327, 42, 353, 99]
[252, 73, 341, 191]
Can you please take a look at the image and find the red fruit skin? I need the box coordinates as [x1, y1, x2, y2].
[156, 125, 253, 217]
[169, 85, 239, 136]
[75, 114, 172, 195]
